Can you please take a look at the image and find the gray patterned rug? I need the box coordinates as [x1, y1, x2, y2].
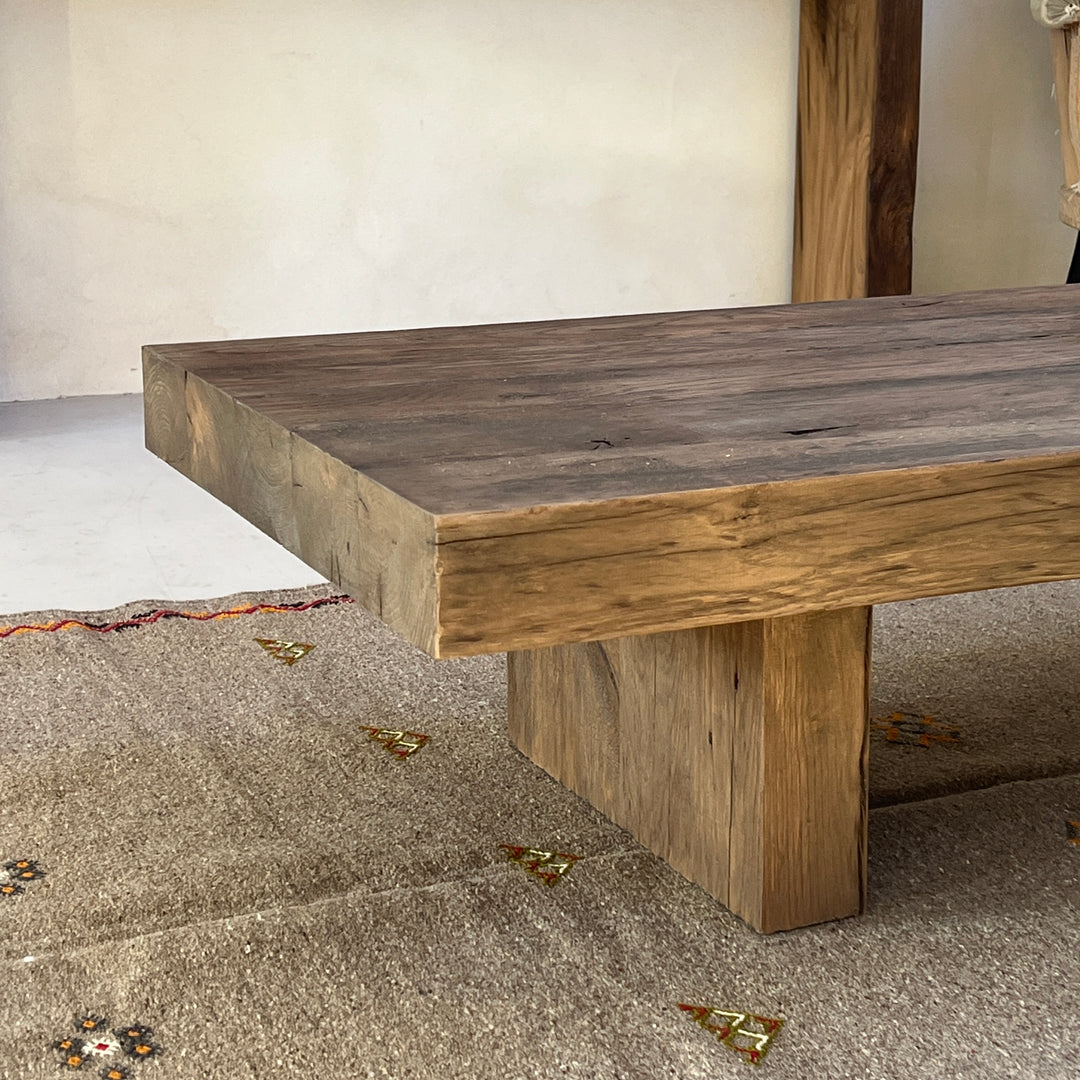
[1, 582, 1078, 1078]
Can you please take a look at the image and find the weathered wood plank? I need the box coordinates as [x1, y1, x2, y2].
[434, 452, 1080, 655]
[143, 346, 441, 654]
[508, 627, 738, 905]
[733, 607, 871, 932]
[145, 288, 1080, 517]
[794, 0, 922, 301]
[507, 606, 871, 933]
[142, 349, 190, 469]
[145, 285, 1080, 658]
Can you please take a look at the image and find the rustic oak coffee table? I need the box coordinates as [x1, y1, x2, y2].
[143, 285, 1080, 933]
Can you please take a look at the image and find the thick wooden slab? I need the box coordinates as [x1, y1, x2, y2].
[144, 364, 440, 654]
[145, 286, 1080, 657]
[507, 607, 872, 933]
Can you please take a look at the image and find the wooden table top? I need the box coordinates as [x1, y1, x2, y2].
[144, 285, 1080, 657]
[147, 287, 1080, 515]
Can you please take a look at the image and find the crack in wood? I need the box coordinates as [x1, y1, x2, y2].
[784, 426, 850, 437]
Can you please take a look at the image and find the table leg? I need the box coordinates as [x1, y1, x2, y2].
[507, 606, 871, 933]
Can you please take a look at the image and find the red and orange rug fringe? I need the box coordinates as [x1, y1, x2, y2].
[0, 595, 352, 640]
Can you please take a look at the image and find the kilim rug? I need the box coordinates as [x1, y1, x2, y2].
[1, 581, 1078, 1078]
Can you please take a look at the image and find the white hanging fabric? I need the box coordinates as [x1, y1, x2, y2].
[1032, 0, 1080, 28]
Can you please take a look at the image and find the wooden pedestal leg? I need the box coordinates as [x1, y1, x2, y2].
[507, 607, 872, 933]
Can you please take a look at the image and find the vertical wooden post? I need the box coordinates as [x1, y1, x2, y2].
[507, 607, 872, 934]
[793, 0, 923, 302]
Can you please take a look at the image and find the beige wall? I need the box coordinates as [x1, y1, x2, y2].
[0, 0, 800, 402]
[4, 2, 1071, 404]
[913, 0, 1074, 294]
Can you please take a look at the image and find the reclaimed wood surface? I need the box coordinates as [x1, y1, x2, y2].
[144, 359, 441, 653]
[507, 606, 871, 932]
[794, 0, 922, 301]
[144, 285, 1080, 657]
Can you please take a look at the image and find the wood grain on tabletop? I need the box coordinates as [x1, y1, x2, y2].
[144, 287, 1080, 515]
[144, 285, 1080, 656]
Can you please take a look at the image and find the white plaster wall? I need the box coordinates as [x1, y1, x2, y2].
[913, 0, 1075, 293]
[0, 0, 799, 402]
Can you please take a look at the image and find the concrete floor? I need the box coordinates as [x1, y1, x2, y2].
[0, 393, 325, 615]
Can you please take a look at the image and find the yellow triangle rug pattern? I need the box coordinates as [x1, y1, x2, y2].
[1067, 820, 1080, 846]
[254, 638, 315, 665]
[677, 1004, 784, 1066]
[499, 845, 580, 886]
[362, 726, 430, 759]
